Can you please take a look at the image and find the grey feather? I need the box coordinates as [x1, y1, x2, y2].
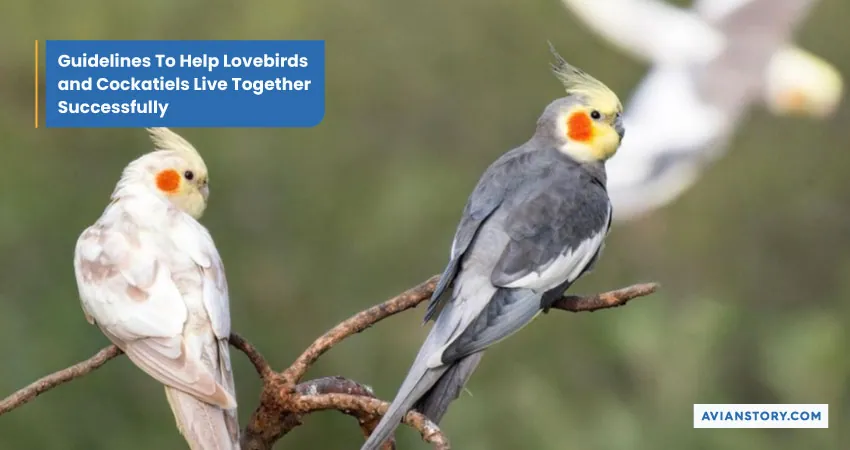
[360, 299, 460, 450]
[424, 132, 591, 321]
[425, 257, 464, 322]
[414, 352, 484, 422]
[360, 364, 448, 450]
[363, 98, 615, 450]
[491, 156, 610, 287]
[425, 142, 542, 321]
[442, 288, 542, 361]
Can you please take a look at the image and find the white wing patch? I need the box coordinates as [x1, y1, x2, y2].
[501, 211, 610, 293]
[501, 232, 606, 291]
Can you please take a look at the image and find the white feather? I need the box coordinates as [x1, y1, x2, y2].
[694, 0, 757, 22]
[603, 66, 731, 220]
[560, 0, 725, 65]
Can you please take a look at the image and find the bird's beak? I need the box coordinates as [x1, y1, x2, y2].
[200, 184, 209, 201]
[614, 115, 625, 141]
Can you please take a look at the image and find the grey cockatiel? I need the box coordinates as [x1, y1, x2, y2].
[360, 46, 625, 450]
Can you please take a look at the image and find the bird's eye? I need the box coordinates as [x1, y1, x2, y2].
[183, 170, 194, 180]
[590, 110, 601, 120]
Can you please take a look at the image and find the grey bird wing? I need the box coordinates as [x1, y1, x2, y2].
[491, 173, 610, 288]
[440, 167, 612, 362]
[424, 200, 499, 322]
[424, 145, 541, 321]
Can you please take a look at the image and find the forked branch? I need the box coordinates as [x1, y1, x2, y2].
[0, 275, 658, 449]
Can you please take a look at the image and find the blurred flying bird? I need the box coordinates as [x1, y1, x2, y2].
[561, 0, 843, 220]
[73, 128, 240, 449]
[360, 45, 625, 450]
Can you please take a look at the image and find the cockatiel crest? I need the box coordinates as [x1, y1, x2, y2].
[546, 43, 625, 162]
[549, 41, 623, 114]
[147, 127, 205, 168]
[74, 128, 240, 449]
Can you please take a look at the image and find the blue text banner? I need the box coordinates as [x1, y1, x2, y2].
[45, 40, 325, 128]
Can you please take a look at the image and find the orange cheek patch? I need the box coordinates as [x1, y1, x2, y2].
[567, 111, 593, 142]
[155, 169, 181, 194]
[780, 90, 807, 111]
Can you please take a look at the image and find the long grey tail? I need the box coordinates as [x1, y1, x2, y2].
[414, 352, 484, 423]
[360, 362, 448, 450]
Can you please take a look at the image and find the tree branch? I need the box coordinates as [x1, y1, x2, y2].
[288, 390, 447, 450]
[551, 282, 658, 312]
[292, 376, 393, 448]
[0, 345, 122, 415]
[283, 275, 441, 384]
[0, 275, 658, 450]
[229, 332, 274, 380]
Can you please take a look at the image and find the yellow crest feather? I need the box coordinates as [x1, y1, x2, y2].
[548, 42, 622, 112]
[146, 127, 204, 162]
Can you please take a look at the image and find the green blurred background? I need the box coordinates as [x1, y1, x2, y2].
[2, 0, 848, 448]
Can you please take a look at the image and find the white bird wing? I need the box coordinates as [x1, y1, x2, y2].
[560, 0, 725, 65]
[694, 0, 818, 25]
[168, 214, 238, 404]
[168, 216, 231, 340]
[74, 219, 235, 409]
[606, 66, 732, 221]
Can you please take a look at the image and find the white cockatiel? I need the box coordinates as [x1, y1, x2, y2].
[73, 128, 240, 449]
[561, 0, 843, 220]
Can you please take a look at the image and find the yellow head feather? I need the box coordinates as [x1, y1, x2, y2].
[548, 42, 622, 114]
[146, 127, 206, 166]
